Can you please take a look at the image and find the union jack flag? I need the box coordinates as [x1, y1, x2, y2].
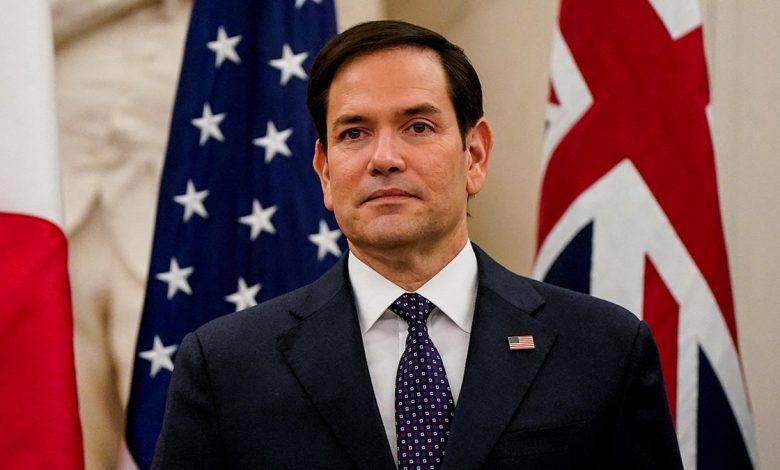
[534, 1, 756, 468]
[125, 1, 339, 467]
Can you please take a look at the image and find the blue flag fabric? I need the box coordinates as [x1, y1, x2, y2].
[126, 1, 339, 467]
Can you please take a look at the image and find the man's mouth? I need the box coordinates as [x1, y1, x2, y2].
[363, 188, 416, 203]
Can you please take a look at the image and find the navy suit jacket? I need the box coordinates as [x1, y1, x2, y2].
[152, 245, 682, 469]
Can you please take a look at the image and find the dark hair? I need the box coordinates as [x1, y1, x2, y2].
[307, 20, 484, 151]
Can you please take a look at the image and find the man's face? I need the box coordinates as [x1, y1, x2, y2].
[313, 47, 491, 257]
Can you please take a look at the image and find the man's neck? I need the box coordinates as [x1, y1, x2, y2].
[347, 236, 469, 292]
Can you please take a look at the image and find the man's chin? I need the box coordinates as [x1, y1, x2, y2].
[346, 226, 424, 252]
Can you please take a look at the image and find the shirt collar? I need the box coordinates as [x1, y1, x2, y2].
[349, 241, 478, 335]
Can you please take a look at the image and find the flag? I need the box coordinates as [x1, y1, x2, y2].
[534, 1, 756, 468]
[0, 2, 84, 468]
[125, 0, 339, 467]
[507, 336, 535, 351]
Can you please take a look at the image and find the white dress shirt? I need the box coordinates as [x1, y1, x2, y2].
[348, 241, 478, 463]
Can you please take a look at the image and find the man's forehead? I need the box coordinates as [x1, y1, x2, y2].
[337, 45, 442, 76]
[326, 47, 449, 115]
[329, 47, 445, 94]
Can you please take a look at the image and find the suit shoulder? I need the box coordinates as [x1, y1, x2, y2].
[193, 282, 311, 345]
[520, 278, 652, 364]
[474, 243, 640, 333]
[529, 277, 638, 324]
[192, 256, 349, 346]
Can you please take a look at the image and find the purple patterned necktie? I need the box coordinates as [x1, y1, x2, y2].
[390, 293, 455, 469]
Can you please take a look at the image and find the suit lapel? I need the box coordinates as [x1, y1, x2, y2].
[277, 259, 395, 470]
[443, 247, 558, 469]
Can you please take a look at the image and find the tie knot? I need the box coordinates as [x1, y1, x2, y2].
[390, 292, 435, 324]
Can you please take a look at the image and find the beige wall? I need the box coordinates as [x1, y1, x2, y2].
[387, 1, 780, 468]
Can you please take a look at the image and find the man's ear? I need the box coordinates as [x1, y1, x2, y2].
[312, 139, 334, 211]
[465, 118, 493, 196]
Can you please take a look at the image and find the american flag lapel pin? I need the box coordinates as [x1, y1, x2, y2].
[508, 335, 535, 350]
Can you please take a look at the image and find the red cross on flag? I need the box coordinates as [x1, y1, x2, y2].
[534, 1, 756, 468]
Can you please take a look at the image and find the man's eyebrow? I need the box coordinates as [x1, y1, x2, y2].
[331, 104, 443, 129]
[332, 113, 366, 128]
[399, 103, 442, 118]
[331, 103, 442, 132]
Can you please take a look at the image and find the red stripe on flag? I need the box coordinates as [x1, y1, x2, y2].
[0, 213, 84, 469]
[642, 256, 680, 424]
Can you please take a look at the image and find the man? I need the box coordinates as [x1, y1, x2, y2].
[153, 20, 682, 469]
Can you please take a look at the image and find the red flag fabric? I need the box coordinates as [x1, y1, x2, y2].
[0, 2, 84, 468]
[534, 1, 756, 469]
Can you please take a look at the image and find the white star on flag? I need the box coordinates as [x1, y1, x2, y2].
[268, 43, 308, 85]
[173, 179, 209, 222]
[308, 219, 343, 261]
[191, 103, 226, 145]
[138, 335, 178, 378]
[253, 121, 293, 163]
[239, 199, 278, 240]
[225, 277, 261, 312]
[295, 0, 322, 9]
[156, 257, 194, 300]
[207, 26, 242, 67]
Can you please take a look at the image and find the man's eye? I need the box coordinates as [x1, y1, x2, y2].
[408, 122, 433, 134]
[344, 129, 362, 140]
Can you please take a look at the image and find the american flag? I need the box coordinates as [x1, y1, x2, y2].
[535, 1, 755, 469]
[125, 1, 339, 467]
[507, 335, 535, 351]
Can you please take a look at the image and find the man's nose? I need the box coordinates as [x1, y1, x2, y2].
[368, 132, 406, 176]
